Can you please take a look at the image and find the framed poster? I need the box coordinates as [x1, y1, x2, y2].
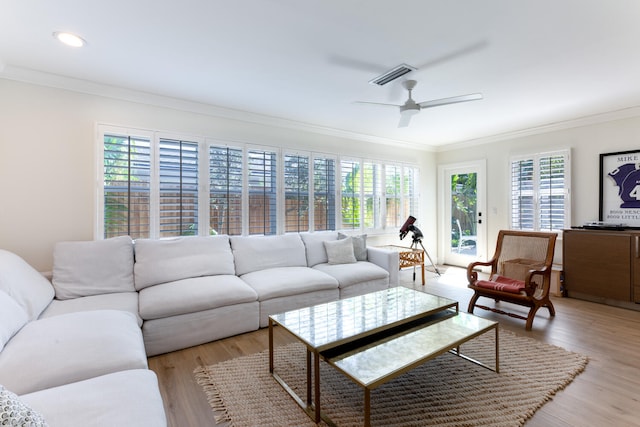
[599, 149, 640, 228]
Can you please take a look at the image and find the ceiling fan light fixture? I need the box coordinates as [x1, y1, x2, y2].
[53, 31, 86, 48]
[369, 63, 416, 86]
[400, 105, 420, 115]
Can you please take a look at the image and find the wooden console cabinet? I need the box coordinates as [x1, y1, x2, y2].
[563, 229, 640, 307]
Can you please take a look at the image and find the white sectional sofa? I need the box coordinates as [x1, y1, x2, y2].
[0, 231, 398, 426]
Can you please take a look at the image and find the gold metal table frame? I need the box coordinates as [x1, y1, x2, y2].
[268, 288, 498, 426]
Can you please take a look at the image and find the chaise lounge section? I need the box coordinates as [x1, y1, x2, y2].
[0, 247, 166, 427]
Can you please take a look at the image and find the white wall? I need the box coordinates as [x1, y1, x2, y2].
[436, 113, 640, 264]
[4, 78, 638, 272]
[0, 79, 433, 271]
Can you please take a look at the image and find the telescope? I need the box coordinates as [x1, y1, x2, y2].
[408, 224, 423, 241]
[399, 215, 416, 240]
[398, 215, 440, 276]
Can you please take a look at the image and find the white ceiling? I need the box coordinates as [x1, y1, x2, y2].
[2, 0, 640, 149]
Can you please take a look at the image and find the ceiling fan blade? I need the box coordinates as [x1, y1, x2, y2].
[418, 93, 483, 109]
[413, 40, 488, 70]
[328, 55, 388, 74]
[398, 113, 413, 128]
[354, 101, 402, 108]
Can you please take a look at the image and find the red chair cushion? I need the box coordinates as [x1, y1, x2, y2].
[474, 274, 525, 294]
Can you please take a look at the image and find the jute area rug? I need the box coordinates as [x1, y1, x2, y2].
[194, 329, 588, 427]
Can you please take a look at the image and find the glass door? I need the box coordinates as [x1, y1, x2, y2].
[439, 160, 486, 267]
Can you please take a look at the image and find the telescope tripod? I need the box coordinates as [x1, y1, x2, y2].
[410, 236, 440, 277]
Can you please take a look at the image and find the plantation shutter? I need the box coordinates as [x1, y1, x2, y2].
[363, 162, 381, 229]
[284, 154, 310, 232]
[313, 156, 336, 231]
[341, 160, 360, 229]
[103, 134, 151, 239]
[511, 150, 569, 231]
[511, 159, 535, 230]
[248, 148, 277, 235]
[209, 145, 243, 235]
[539, 154, 566, 231]
[403, 166, 419, 221]
[158, 138, 199, 237]
[100, 126, 420, 238]
[385, 165, 402, 229]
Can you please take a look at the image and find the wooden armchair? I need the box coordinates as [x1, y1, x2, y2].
[467, 230, 557, 330]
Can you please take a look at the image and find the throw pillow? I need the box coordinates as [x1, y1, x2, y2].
[324, 237, 357, 265]
[338, 232, 368, 261]
[0, 385, 48, 426]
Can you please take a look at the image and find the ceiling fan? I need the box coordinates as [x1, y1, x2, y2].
[356, 80, 483, 128]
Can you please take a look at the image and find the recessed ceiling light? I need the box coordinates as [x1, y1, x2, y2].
[53, 31, 86, 48]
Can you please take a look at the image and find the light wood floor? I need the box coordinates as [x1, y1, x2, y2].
[148, 267, 640, 426]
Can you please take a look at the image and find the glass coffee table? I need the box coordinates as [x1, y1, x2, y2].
[323, 311, 499, 426]
[269, 287, 493, 425]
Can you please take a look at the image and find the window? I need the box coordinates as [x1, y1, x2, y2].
[284, 154, 310, 232]
[339, 160, 416, 232]
[362, 162, 382, 229]
[99, 125, 419, 238]
[385, 165, 402, 229]
[340, 160, 360, 229]
[403, 166, 419, 221]
[158, 138, 199, 237]
[248, 148, 277, 235]
[510, 150, 570, 231]
[209, 145, 243, 235]
[313, 156, 336, 231]
[103, 134, 151, 239]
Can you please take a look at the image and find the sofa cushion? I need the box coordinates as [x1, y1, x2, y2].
[324, 237, 357, 265]
[138, 275, 257, 320]
[0, 290, 28, 352]
[134, 235, 235, 290]
[231, 234, 307, 276]
[21, 370, 167, 427]
[0, 384, 47, 427]
[338, 232, 368, 261]
[52, 236, 134, 300]
[0, 249, 54, 320]
[240, 266, 338, 300]
[314, 261, 389, 287]
[142, 302, 259, 356]
[39, 292, 142, 326]
[0, 310, 147, 395]
[300, 231, 338, 267]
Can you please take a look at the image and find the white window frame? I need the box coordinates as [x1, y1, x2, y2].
[206, 139, 244, 236]
[509, 148, 571, 232]
[97, 125, 154, 240]
[154, 133, 204, 238]
[282, 149, 311, 233]
[312, 153, 338, 232]
[245, 144, 280, 235]
[97, 125, 420, 239]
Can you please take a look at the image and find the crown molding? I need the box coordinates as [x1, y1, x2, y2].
[438, 105, 640, 152]
[0, 65, 435, 152]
